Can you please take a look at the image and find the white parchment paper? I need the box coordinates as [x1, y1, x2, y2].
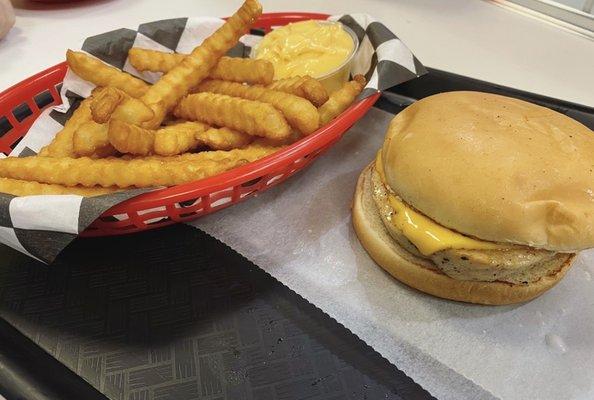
[191, 107, 594, 400]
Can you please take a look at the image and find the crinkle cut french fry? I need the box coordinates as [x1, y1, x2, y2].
[195, 80, 319, 135]
[137, 0, 262, 128]
[73, 121, 117, 158]
[89, 87, 124, 123]
[300, 77, 329, 107]
[251, 130, 301, 147]
[198, 126, 253, 150]
[128, 48, 185, 73]
[109, 120, 252, 156]
[154, 122, 206, 156]
[0, 156, 237, 188]
[121, 143, 279, 162]
[108, 119, 156, 155]
[0, 178, 118, 197]
[319, 74, 366, 125]
[0, 145, 279, 188]
[66, 50, 149, 98]
[38, 97, 92, 158]
[266, 77, 303, 94]
[129, 49, 273, 85]
[267, 76, 329, 107]
[210, 57, 273, 85]
[174, 93, 290, 140]
[108, 120, 205, 156]
[91, 87, 154, 126]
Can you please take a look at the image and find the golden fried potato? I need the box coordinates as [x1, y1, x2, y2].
[73, 121, 117, 158]
[8, 1, 309, 199]
[210, 57, 273, 85]
[108, 120, 253, 156]
[0, 145, 278, 188]
[124, 143, 279, 162]
[91, 87, 154, 125]
[155, 122, 253, 154]
[128, 48, 185, 73]
[251, 130, 302, 147]
[174, 93, 291, 140]
[136, 0, 262, 128]
[267, 76, 329, 107]
[154, 122, 205, 156]
[38, 97, 93, 158]
[319, 74, 366, 125]
[66, 50, 149, 98]
[129, 49, 273, 85]
[196, 80, 319, 135]
[108, 120, 204, 156]
[198, 126, 253, 151]
[108, 120, 155, 156]
[0, 177, 118, 197]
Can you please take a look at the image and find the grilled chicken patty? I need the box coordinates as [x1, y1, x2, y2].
[370, 167, 571, 284]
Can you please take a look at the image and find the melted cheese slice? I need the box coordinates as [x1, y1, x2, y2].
[375, 153, 509, 255]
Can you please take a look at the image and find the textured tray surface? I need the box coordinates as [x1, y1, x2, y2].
[0, 224, 432, 400]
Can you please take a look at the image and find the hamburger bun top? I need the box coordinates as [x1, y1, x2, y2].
[381, 91, 594, 252]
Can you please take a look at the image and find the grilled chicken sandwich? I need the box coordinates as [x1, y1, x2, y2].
[352, 91, 594, 305]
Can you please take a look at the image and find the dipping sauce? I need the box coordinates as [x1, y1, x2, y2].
[254, 20, 356, 81]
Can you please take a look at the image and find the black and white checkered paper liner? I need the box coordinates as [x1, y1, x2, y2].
[4, 14, 425, 264]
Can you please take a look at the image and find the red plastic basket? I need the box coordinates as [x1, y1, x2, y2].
[0, 12, 380, 237]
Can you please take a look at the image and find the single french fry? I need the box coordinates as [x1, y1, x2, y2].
[0, 145, 278, 188]
[198, 126, 253, 150]
[90, 87, 154, 125]
[251, 130, 302, 147]
[0, 177, 118, 197]
[134, 0, 262, 128]
[154, 122, 205, 156]
[38, 97, 93, 158]
[129, 49, 274, 85]
[174, 92, 291, 140]
[319, 74, 366, 125]
[108, 120, 156, 156]
[66, 50, 149, 98]
[266, 77, 303, 92]
[123, 143, 279, 162]
[195, 80, 319, 135]
[267, 76, 329, 107]
[0, 156, 234, 188]
[89, 87, 124, 124]
[73, 121, 117, 158]
[300, 77, 330, 107]
[210, 57, 273, 85]
[128, 48, 184, 73]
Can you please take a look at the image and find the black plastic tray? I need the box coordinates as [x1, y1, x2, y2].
[0, 226, 431, 400]
[0, 69, 592, 400]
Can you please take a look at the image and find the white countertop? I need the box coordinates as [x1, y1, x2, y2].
[1, 0, 593, 106]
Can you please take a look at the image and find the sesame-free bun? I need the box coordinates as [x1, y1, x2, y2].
[381, 91, 594, 252]
[352, 164, 574, 305]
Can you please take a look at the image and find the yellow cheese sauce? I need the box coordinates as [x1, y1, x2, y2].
[375, 154, 509, 255]
[254, 20, 355, 79]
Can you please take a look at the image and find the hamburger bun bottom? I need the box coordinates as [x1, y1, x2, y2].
[352, 163, 574, 305]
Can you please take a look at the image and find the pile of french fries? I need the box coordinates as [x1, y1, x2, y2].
[0, 0, 366, 197]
